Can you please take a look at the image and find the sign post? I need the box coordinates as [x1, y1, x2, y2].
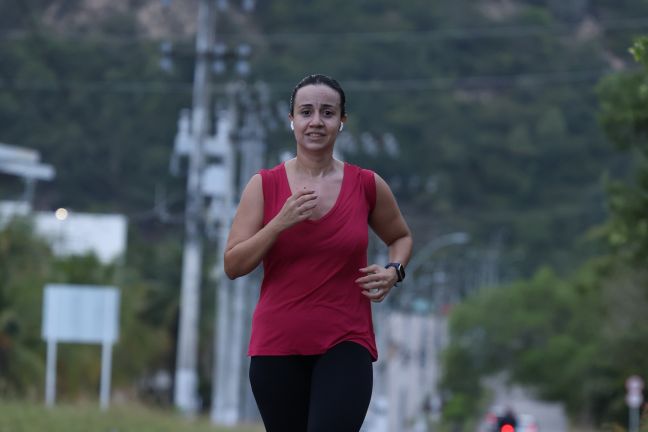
[42, 284, 120, 410]
[626, 375, 644, 432]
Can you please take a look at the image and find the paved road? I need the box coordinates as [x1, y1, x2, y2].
[486, 378, 568, 432]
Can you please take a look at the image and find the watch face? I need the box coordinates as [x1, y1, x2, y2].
[387, 263, 405, 282]
[397, 264, 405, 281]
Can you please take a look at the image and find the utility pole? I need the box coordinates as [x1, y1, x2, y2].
[211, 89, 239, 425]
[165, 0, 255, 417]
[174, 0, 215, 415]
[211, 82, 267, 425]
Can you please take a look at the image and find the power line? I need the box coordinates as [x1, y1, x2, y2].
[0, 79, 193, 94]
[338, 68, 624, 92]
[0, 67, 633, 95]
[2, 16, 648, 46]
[239, 17, 648, 44]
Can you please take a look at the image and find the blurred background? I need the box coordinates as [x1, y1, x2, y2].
[1, 1, 648, 431]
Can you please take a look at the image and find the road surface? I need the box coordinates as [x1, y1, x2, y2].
[485, 377, 568, 432]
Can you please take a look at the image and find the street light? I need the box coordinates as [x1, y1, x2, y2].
[395, 232, 470, 313]
[408, 232, 470, 276]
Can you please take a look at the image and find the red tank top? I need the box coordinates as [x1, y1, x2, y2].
[248, 161, 378, 360]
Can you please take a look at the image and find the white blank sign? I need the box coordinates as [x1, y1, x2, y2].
[41, 283, 120, 409]
[42, 284, 120, 344]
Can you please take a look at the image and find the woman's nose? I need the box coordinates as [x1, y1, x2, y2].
[310, 112, 324, 125]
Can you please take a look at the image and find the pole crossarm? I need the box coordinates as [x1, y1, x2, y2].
[407, 232, 470, 276]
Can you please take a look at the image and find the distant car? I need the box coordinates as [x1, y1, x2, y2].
[478, 410, 539, 432]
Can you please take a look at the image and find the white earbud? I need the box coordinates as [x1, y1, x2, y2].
[339, 123, 344, 132]
[290, 121, 294, 131]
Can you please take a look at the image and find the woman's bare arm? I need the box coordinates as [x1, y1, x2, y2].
[369, 173, 413, 265]
[224, 174, 318, 279]
[357, 173, 413, 302]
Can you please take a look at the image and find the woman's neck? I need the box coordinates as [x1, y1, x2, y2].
[291, 154, 340, 178]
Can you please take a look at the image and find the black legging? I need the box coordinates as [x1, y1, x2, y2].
[249, 341, 373, 432]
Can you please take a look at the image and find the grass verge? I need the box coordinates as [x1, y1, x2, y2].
[0, 400, 263, 432]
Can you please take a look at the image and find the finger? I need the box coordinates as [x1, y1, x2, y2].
[295, 207, 314, 219]
[356, 277, 380, 287]
[300, 201, 318, 211]
[358, 279, 387, 291]
[295, 188, 315, 195]
[300, 193, 318, 203]
[295, 195, 318, 209]
[361, 287, 387, 302]
[287, 191, 315, 207]
[356, 272, 388, 284]
[355, 275, 374, 283]
[375, 286, 390, 302]
[361, 289, 379, 298]
[363, 264, 382, 273]
[294, 189, 316, 199]
[295, 197, 317, 211]
[358, 265, 380, 274]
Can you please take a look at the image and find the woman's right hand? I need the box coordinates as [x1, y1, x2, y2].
[272, 189, 318, 230]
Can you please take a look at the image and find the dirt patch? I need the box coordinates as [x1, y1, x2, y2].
[478, 0, 520, 21]
[40, 0, 198, 38]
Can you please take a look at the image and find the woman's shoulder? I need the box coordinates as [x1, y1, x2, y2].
[258, 161, 286, 180]
[342, 162, 377, 208]
[343, 161, 375, 177]
[349, 164, 378, 190]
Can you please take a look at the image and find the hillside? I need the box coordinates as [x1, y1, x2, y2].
[2, 0, 648, 278]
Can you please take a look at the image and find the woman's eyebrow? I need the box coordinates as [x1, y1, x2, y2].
[297, 103, 338, 109]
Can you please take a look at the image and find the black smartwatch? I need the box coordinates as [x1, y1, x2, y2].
[385, 262, 405, 283]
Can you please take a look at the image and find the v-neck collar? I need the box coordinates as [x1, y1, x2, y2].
[282, 161, 348, 224]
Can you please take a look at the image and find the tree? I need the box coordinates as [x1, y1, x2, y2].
[441, 263, 612, 423]
[598, 36, 648, 262]
[441, 35, 648, 427]
[0, 217, 174, 401]
[0, 218, 51, 396]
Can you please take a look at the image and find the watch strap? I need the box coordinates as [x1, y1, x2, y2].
[385, 262, 405, 282]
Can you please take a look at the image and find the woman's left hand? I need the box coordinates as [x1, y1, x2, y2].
[356, 264, 399, 303]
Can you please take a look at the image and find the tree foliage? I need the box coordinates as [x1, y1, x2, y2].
[443, 264, 603, 413]
[442, 34, 648, 429]
[0, 218, 51, 396]
[3, 0, 648, 419]
[442, 259, 648, 426]
[598, 36, 648, 261]
[0, 217, 175, 400]
[1, 0, 639, 277]
[0, 29, 190, 213]
[246, 0, 635, 277]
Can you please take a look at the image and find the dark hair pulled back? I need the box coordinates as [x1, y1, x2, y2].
[289, 74, 346, 117]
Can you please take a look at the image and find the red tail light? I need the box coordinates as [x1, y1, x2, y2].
[500, 425, 515, 432]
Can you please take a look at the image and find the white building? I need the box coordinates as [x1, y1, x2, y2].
[0, 201, 127, 265]
[365, 311, 448, 432]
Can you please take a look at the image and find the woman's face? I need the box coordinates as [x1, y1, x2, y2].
[290, 84, 346, 152]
